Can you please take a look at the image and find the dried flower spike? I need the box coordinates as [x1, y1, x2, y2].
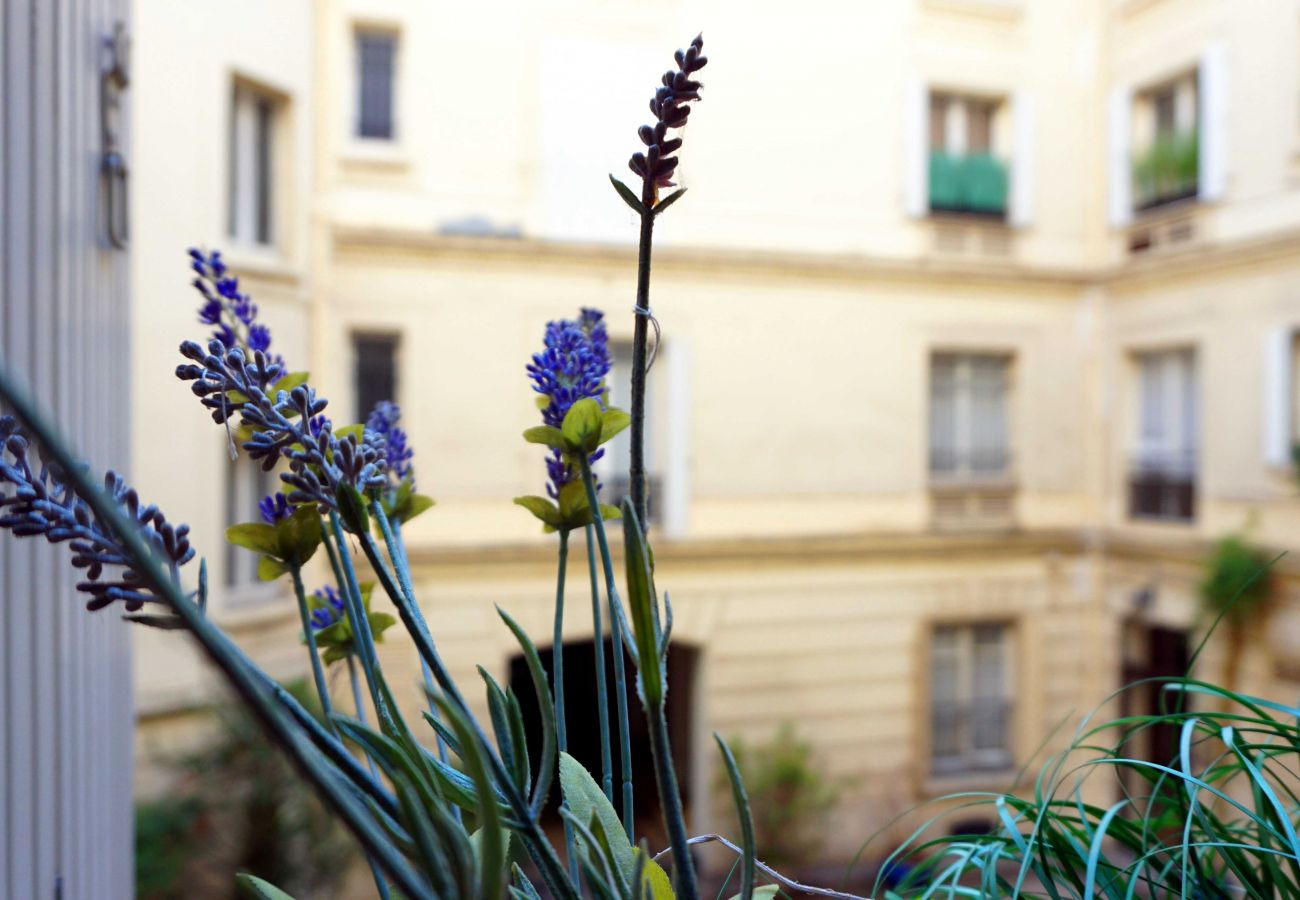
[629, 34, 707, 196]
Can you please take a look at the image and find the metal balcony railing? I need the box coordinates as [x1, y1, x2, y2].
[1133, 130, 1199, 212]
[928, 151, 1009, 218]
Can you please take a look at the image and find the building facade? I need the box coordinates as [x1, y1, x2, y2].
[130, 0, 1300, 864]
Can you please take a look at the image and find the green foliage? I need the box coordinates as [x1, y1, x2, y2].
[863, 677, 1300, 899]
[1199, 533, 1273, 625]
[1133, 129, 1199, 208]
[226, 506, 322, 582]
[135, 681, 353, 900]
[308, 581, 397, 665]
[718, 724, 842, 869]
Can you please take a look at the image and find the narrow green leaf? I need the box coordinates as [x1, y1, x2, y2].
[621, 500, 663, 708]
[401, 493, 436, 524]
[715, 734, 756, 900]
[335, 482, 370, 535]
[509, 864, 542, 900]
[436, 698, 507, 900]
[651, 187, 687, 217]
[609, 174, 649, 216]
[559, 752, 674, 897]
[726, 888, 777, 900]
[480, 666, 527, 793]
[235, 874, 298, 900]
[497, 607, 557, 814]
[121, 613, 187, 630]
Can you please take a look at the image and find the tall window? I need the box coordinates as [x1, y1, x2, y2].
[356, 30, 397, 140]
[1133, 71, 1199, 211]
[225, 459, 275, 590]
[229, 81, 279, 247]
[930, 623, 1014, 775]
[1131, 349, 1197, 521]
[354, 334, 399, 421]
[929, 353, 1011, 480]
[596, 342, 660, 524]
[928, 93, 1007, 217]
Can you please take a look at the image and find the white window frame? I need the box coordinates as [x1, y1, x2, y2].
[1130, 347, 1198, 522]
[928, 352, 1014, 483]
[228, 79, 282, 250]
[929, 622, 1015, 776]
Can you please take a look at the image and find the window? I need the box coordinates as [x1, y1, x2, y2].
[929, 353, 1011, 480]
[596, 342, 661, 525]
[1130, 349, 1197, 521]
[930, 623, 1014, 775]
[355, 30, 397, 140]
[225, 458, 276, 590]
[928, 93, 1008, 217]
[229, 81, 280, 247]
[354, 333, 399, 422]
[1132, 72, 1199, 211]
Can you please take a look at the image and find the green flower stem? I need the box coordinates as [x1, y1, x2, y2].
[585, 523, 616, 804]
[0, 368, 433, 899]
[553, 529, 580, 883]
[351, 525, 580, 900]
[326, 513, 398, 735]
[375, 504, 452, 767]
[629, 192, 656, 532]
[289, 565, 334, 722]
[651, 698, 698, 900]
[579, 460, 635, 839]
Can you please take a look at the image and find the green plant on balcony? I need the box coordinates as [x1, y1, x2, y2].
[928, 150, 1008, 217]
[1133, 129, 1199, 210]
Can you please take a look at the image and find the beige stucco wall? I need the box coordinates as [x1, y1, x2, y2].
[127, 0, 1300, 869]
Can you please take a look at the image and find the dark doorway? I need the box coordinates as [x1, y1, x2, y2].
[509, 639, 699, 842]
[1119, 621, 1190, 800]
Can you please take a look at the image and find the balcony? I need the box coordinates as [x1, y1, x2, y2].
[1128, 452, 1196, 522]
[1133, 130, 1198, 212]
[928, 151, 1008, 218]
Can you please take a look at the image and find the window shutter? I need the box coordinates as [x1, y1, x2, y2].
[1263, 327, 1293, 469]
[1010, 90, 1035, 228]
[1199, 41, 1229, 202]
[904, 78, 929, 218]
[1108, 85, 1133, 227]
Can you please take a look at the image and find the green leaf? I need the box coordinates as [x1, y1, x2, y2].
[598, 408, 630, 446]
[257, 556, 289, 582]
[622, 499, 663, 708]
[523, 425, 566, 450]
[335, 482, 370, 535]
[609, 174, 649, 216]
[401, 493, 436, 524]
[225, 522, 281, 556]
[498, 608, 557, 814]
[599, 504, 622, 521]
[556, 480, 588, 520]
[652, 187, 688, 217]
[561, 397, 603, 453]
[122, 613, 187, 630]
[276, 505, 322, 566]
[235, 874, 297, 900]
[269, 371, 310, 395]
[436, 698, 507, 900]
[335, 423, 365, 442]
[559, 752, 674, 897]
[513, 495, 561, 528]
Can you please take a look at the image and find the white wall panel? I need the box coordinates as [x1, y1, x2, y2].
[1, 0, 133, 896]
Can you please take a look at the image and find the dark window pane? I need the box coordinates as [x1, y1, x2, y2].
[355, 334, 398, 421]
[255, 96, 273, 244]
[357, 33, 395, 139]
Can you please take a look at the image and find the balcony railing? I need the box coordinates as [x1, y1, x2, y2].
[1129, 451, 1196, 521]
[928, 151, 1008, 218]
[1133, 130, 1198, 212]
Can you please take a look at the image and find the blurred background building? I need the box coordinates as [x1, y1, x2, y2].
[129, 0, 1300, 871]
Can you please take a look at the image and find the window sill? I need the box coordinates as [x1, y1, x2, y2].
[922, 767, 1018, 798]
[221, 245, 301, 284]
[341, 140, 411, 171]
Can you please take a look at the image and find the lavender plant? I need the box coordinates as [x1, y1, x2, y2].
[0, 33, 844, 900]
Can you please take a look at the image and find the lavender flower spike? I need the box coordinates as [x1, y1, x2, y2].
[526, 310, 612, 498]
[0, 416, 194, 611]
[629, 34, 707, 195]
[365, 401, 415, 489]
[188, 247, 284, 367]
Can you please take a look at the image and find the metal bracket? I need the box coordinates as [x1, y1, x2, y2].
[100, 22, 130, 249]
